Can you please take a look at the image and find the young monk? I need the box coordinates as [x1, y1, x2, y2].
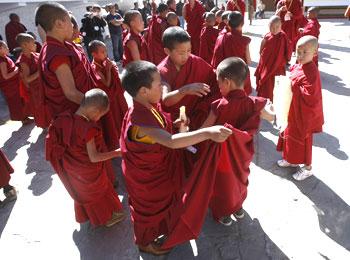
[199, 12, 219, 64]
[147, 3, 169, 65]
[202, 57, 274, 225]
[0, 41, 31, 124]
[183, 0, 206, 55]
[0, 149, 17, 206]
[212, 11, 252, 95]
[120, 60, 232, 254]
[16, 33, 47, 128]
[255, 15, 290, 101]
[35, 2, 99, 127]
[276, 0, 303, 56]
[215, 10, 225, 30]
[218, 11, 232, 34]
[298, 7, 320, 66]
[158, 26, 220, 130]
[89, 40, 128, 149]
[166, 12, 179, 27]
[122, 10, 145, 67]
[277, 36, 324, 181]
[226, 0, 246, 20]
[46, 88, 125, 227]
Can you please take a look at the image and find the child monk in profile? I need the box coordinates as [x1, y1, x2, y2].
[199, 12, 219, 64]
[277, 36, 324, 181]
[16, 33, 46, 128]
[255, 15, 290, 101]
[89, 40, 128, 149]
[0, 41, 31, 124]
[201, 57, 274, 226]
[46, 88, 125, 227]
[120, 60, 232, 255]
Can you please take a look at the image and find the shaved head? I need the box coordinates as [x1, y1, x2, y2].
[269, 15, 281, 25]
[81, 88, 109, 112]
[297, 35, 318, 51]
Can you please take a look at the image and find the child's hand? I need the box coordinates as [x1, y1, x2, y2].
[182, 83, 210, 97]
[173, 117, 190, 131]
[207, 125, 232, 143]
[105, 59, 113, 70]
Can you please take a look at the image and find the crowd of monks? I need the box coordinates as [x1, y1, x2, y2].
[0, 0, 324, 256]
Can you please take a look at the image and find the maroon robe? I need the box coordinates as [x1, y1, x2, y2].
[0, 149, 13, 188]
[226, 0, 246, 20]
[17, 52, 47, 127]
[147, 15, 168, 65]
[217, 21, 226, 31]
[199, 26, 220, 64]
[255, 31, 290, 101]
[38, 36, 98, 127]
[158, 54, 219, 130]
[277, 62, 324, 165]
[277, 0, 303, 54]
[0, 56, 25, 121]
[91, 61, 128, 149]
[184, 1, 206, 55]
[211, 29, 252, 95]
[46, 111, 122, 226]
[209, 90, 266, 220]
[120, 101, 221, 248]
[5, 21, 27, 52]
[122, 31, 143, 67]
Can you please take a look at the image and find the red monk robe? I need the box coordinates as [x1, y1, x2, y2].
[277, 0, 303, 55]
[300, 18, 321, 66]
[0, 56, 25, 121]
[227, 0, 246, 20]
[184, 1, 206, 55]
[147, 15, 168, 65]
[199, 26, 220, 64]
[17, 52, 47, 127]
[5, 21, 27, 52]
[46, 111, 122, 226]
[141, 28, 150, 62]
[211, 30, 252, 95]
[218, 21, 226, 31]
[255, 31, 290, 101]
[38, 36, 98, 127]
[120, 101, 221, 248]
[277, 62, 324, 165]
[209, 90, 266, 220]
[158, 54, 219, 130]
[122, 31, 144, 67]
[0, 149, 14, 189]
[91, 61, 128, 149]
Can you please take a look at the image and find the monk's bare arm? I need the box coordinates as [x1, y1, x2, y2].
[245, 45, 252, 65]
[20, 62, 39, 84]
[127, 40, 141, 61]
[55, 64, 84, 105]
[139, 125, 232, 149]
[259, 38, 266, 54]
[0, 62, 18, 80]
[86, 138, 121, 163]
[162, 82, 211, 107]
[200, 110, 217, 128]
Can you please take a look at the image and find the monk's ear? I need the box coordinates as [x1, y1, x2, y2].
[138, 86, 148, 96]
[164, 48, 171, 56]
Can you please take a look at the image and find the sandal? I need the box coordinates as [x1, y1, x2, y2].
[105, 211, 125, 227]
[138, 242, 171, 255]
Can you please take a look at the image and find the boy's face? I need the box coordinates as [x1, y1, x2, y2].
[165, 41, 191, 68]
[92, 46, 108, 61]
[90, 105, 109, 122]
[144, 72, 162, 104]
[131, 14, 144, 33]
[23, 39, 37, 53]
[206, 19, 216, 27]
[61, 15, 74, 41]
[296, 42, 316, 64]
[216, 16, 222, 23]
[0, 44, 9, 56]
[269, 21, 282, 35]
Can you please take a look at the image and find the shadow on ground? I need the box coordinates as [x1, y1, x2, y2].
[1, 123, 34, 161]
[255, 132, 350, 252]
[320, 70, 350, 97]
[0, 200, 16, 238]
[26, 130, 55, 196]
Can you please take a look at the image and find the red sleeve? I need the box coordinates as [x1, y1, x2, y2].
[49, 55, 71, 72]
[85, 127, 99, 142]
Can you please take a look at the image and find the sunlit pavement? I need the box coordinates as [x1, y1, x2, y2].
[0, 18, 349, 260]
